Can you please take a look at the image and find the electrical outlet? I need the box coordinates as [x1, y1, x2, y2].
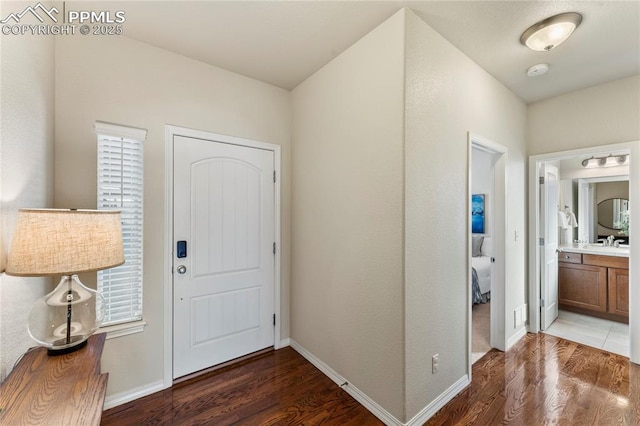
[432, 354, 439, 374]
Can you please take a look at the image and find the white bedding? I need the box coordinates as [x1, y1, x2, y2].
[472, 255, 491, 295]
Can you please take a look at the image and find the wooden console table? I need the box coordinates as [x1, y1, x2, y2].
[0, 333, 108, 425]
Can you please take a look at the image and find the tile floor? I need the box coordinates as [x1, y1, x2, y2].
[543, 310, 629, 357]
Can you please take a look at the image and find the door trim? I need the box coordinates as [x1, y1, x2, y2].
[163, 125, 282, 388]
[527, 140, 639, 364]
[468, 132, 507, 375]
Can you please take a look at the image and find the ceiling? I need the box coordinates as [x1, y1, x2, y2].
[88, 1, 639, 103]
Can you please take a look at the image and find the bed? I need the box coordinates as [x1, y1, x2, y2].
[472, 236, 491, 304]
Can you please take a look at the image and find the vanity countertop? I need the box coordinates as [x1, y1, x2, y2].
[559, 243, 629, 258]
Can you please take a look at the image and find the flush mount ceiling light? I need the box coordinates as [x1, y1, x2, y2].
[581, 154, 629, 168]
[520, 12, 583, 51]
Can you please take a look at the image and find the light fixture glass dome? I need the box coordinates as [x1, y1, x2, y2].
[581, 157, 595, 168]
[520, 12, 583, 52]
[616, 155, 629, 165]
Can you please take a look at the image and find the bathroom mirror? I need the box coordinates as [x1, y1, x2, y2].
[576, 175, 629, 243]
[597, 198, 630, 230]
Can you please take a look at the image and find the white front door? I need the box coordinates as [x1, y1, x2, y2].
[541, 163, 559, 330]
[173, 135, 275, 379]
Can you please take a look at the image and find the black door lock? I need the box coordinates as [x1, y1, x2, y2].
[177, 241, 187, 258]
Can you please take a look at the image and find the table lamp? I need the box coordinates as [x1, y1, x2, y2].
[5, 209, 124, 354]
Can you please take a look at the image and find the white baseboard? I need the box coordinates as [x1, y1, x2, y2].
[405, 375, 470, 425]
[290, 340, 471, 426]
[289, 339, 402, 426]
[276, 337, 291, 349]
[103, 380, 166, 410]
[506, 326, 527, 350]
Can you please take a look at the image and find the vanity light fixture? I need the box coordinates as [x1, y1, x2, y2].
[581, 154, 629, 168]
[520, 12, 583, 52]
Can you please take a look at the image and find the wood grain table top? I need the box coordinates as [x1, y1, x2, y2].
[0, 333, 108, 426]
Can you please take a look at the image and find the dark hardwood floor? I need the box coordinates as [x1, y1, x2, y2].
[102, 333, 640, 425]
[426, 333, 640, 425]
[101, 346, 381, 425]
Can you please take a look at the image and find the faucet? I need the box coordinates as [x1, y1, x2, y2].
[607, 235, 615, 246]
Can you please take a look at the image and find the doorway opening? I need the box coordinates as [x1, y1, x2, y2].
[528, 141, 639, 363]
[468, 133, 507, 368]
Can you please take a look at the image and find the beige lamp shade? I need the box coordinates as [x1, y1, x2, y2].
[5, 209, 125, 276]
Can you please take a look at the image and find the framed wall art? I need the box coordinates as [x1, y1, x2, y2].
[472, 194, 485, 234]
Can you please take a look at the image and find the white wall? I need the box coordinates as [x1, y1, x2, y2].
[528, 75, 640, 155]
[292, 8, 528, 422]
[54, 35, 291, 398]
[291, 10, 406, 420]
[404, 9, 527, 419]
[0, 29, 55, 378]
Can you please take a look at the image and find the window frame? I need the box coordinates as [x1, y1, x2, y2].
[95, 121, 147, 338]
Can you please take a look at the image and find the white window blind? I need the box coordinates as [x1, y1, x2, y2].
[96, 122, 146, 327]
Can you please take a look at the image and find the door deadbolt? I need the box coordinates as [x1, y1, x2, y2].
[177, 265, 187, 274]
[177, 241, 187, 258]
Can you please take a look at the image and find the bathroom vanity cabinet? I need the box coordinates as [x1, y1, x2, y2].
[608, 267, 629, 318]
[558, 251, 629, 323]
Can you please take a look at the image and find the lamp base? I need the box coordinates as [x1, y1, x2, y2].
[28, 274, 105, 354]
[47, 336, 88, 356]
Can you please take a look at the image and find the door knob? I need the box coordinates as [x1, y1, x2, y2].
[177, 265, 187, 274]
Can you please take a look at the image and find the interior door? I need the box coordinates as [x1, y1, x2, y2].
[173, 135, 275, 379]
[541, 163, 559, 330]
